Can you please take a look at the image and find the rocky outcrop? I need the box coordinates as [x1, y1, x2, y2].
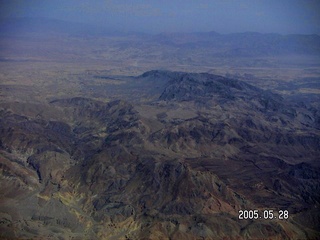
[1, 71, 320, 239]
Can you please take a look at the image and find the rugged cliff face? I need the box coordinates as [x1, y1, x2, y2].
[0, 71, 319, 239]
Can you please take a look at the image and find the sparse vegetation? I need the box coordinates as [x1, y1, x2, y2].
[0, 20, 319, 239]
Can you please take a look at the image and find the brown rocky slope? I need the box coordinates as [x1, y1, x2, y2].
[0, 71, 319, 239]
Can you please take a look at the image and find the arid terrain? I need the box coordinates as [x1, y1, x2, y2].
[0, 18, 320, 239]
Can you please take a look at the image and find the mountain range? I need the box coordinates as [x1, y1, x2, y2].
[1, 17, 320, 57]
[1, 70, 319, 239]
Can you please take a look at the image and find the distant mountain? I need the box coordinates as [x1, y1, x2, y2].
[1, 17, 319, 57]
[153, 32, 320, 56]
[138, 70, 294, 111]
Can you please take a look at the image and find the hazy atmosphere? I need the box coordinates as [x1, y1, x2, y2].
[1, 0, 320, 34]
[1, 0, 320, 239]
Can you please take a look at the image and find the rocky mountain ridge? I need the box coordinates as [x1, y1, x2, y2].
[0, 70, 319, 239]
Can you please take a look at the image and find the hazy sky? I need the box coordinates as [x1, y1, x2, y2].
[1, 0, 320, 34]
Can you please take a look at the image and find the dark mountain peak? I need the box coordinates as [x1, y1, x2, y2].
[137, 70, 287, 112]
[152, 71, 255, 99]
[1, 71, 320, 239]
[140, 70, 172, 78]
[138, 70, 293, 115]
